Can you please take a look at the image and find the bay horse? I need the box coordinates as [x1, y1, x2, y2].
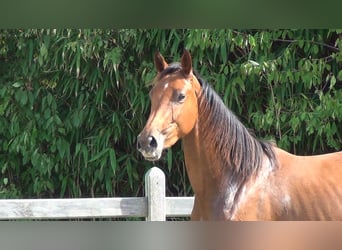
[137, 50, 342, 220]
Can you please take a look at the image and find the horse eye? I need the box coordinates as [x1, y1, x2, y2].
[177, 93, 186, 103]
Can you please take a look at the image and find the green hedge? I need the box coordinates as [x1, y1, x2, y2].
[0, 29, 341, 199]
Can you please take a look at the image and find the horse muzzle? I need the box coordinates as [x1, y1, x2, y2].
[137, 132, 165, 161]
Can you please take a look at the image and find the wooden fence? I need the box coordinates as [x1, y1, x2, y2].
[0, 167, 194, 221]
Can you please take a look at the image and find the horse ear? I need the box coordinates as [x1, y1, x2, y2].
[181, 49, 192, 76]
[154, 51, 168, 73]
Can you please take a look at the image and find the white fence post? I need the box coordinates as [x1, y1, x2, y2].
[144, 167, 166, 221]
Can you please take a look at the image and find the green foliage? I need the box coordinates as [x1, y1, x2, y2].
[0, 29, 341, 199]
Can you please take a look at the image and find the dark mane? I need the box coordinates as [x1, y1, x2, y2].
[197, 75, 277, 170]
[195, 73, 277, 214]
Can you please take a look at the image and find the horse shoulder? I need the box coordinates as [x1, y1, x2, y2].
[230, 155, 290, 221]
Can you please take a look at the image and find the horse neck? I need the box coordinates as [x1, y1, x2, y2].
[181, 89, 233, 197]
[182, 123, 229, 197]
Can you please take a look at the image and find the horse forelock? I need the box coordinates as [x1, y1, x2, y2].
[157, 63, 182, 80]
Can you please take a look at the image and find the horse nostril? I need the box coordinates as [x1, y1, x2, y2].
[148, 136, 158, 149]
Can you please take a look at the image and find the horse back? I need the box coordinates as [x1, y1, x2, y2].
[231, 149, 342, 220]
[273, 149, 342, 220]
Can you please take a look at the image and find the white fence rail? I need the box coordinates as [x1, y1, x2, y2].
[0, 167, 194, 221]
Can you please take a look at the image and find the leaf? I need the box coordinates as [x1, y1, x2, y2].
[72, 112, 81, 127]
[89, 148, 109, 163]
[47, 93, 53, 106]
[312, 45, 319, 55]
[0, 96, 10, 116]
[39, 43, 48, 66]
[126, 159, 133, 190]
[75, 143, 82, 155]
[248, 35, 256, 48]
[330, 75, 336, 89]
[60, 177, 68, 197]
[28, 40, 34, 66]
[12, 82, 23, 88]
[111, 47, 122, 64]
[337, 70, 342, 81]
[15, 90, 28, 106]
[298, 40, 305, 48]
[105, 175, 113, 195]
[76, 45, 81, 77]
[82, 145, 89, 167]
[220, 43, 227, 63]
[109, 148, 117, 174]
